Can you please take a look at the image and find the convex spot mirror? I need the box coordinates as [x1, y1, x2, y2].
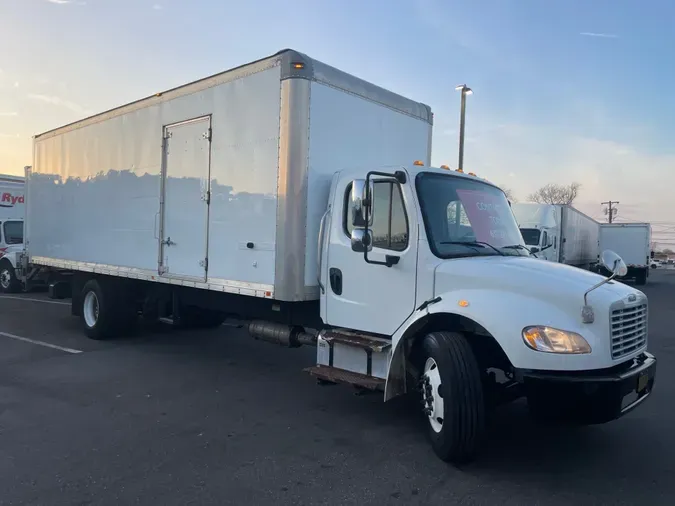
[601, 249, 628, 277]
[351, 229, 373, 253]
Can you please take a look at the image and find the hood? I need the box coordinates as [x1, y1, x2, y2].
[433, 256, 642, 306]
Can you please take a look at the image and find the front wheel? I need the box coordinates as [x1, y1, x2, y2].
[0, 260, 21, 293]
[418, 331, 486, 464]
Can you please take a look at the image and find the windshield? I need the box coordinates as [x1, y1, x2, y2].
[3, 220, 23, 245]
[519, 228, 541, 246]
[416, 172, 527, 258]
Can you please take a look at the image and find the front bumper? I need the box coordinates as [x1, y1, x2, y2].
[516, 352, 657, 424]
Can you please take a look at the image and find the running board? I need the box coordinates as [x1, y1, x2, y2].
[321, 329, 391, 352]
[304, 366, 386, 391]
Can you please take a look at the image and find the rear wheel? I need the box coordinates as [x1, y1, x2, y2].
[418, 331, 486, 464]
[0, 260, 21, 293]
[175, 305, 226, 329]
[635, 270, 647, 286]
[80, 278, 136, 339]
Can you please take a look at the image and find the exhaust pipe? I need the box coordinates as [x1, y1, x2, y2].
[248, 321, 317, 348]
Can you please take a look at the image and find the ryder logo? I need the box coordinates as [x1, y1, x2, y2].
[0, 192, 24, 208]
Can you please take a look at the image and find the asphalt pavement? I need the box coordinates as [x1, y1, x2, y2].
[0, 271, 673, 505]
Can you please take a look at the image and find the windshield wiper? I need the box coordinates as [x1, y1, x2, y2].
[439, 241, 505, 256]
[502, 244, 532, 254]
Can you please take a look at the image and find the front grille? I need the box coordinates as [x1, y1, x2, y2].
[611, 303, 647, 359]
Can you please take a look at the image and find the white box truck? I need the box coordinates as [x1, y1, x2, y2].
[0, 174, 25, 292]
[18, 50, 656, 463]
[599, 223, 652, 285]
[512, 203, 600, 270]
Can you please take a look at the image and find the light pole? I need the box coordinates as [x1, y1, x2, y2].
[455, 84, 473, 171]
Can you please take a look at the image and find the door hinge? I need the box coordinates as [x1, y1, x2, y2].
[159, 265, 168, 275]
[203, 128, 212, 142]
[201, 190, 211, 204]
[164, 131, 173, 140]
[199, 258, 208, 270]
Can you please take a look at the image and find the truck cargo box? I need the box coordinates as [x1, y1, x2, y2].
[599, 223, 651, 268]
[26, 49, 433, 302]
[512, 203, 599, 269]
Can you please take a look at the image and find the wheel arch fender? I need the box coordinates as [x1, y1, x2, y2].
[384, 289, 566, 401]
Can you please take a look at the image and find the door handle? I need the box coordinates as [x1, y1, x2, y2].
[329, 268, 342, 295]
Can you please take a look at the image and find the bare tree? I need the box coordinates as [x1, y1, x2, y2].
[500, 186, 517, 203]
[527, 182, 581, 205]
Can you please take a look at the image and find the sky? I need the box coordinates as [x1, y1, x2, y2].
[1, 0, 674, 246]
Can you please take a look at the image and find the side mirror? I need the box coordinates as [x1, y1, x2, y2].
[530, 246, 540, 254]
[350, 179, 374, 228]
[351, 229, 373, 253]
[601, 249, 628, 278]
[651, 251, 655, 259]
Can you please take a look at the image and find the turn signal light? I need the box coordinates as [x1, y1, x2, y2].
[456, 168, 464, 173]
[440, 164, 450, 170]
[413, 160, 424, 166]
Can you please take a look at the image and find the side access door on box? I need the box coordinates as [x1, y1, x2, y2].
[158, 116, 212, 281]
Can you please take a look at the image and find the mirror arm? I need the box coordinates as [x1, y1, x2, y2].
[584, 259, 620, 306]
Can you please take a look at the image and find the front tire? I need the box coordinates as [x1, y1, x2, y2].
[418, 331, 485, 464]
[0, 260, 21, 293]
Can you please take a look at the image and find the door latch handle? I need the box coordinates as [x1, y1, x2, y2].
[163, 237, 175, 247]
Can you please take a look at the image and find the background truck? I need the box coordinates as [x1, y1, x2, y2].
[0, 174, 25, 292]
[598, 223, 652, 285]
[19, 49, 657, 464]
[512, 203, 600, 270]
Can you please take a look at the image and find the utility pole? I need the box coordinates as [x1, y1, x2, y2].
[455, 84, 473, 171]
[602, 201, 619, 223]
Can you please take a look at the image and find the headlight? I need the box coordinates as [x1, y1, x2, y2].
[522, 326, 591, 354]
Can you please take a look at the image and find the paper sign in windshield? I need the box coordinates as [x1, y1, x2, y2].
[456, 189, 512, 247]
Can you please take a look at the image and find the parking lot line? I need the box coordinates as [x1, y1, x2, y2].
[0, 295, 70, 306]
[0, 331, 83, 354]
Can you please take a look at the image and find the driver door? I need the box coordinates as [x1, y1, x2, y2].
[323, 176, 418, 336]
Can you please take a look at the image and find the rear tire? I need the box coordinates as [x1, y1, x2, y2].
[635, 270, 647, 286]
[418, 331, 485, 464]
[81, 278, 136, 340]
[175, 306, 226, 329]
[0, 260, 21, 293]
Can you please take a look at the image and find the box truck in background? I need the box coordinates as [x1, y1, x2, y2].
[0, 174, 25, 245]
[512, 203, 600, 270]
[0, 174, 25, 292]
[18, 49, 656, 463]
[599, 223, 652, 285]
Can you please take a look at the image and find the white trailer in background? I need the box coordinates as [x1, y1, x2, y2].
[19, 49, 657, 464]
[512, 203, 600, 270]
[599, 223, 652, 285]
